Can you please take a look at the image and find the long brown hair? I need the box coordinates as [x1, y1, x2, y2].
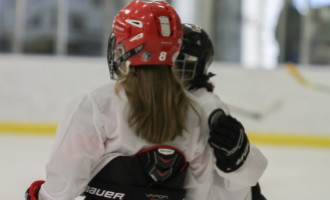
[115, 65, 194, 143]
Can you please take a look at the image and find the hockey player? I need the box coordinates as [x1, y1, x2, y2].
[174, 23, 268, 200]
[25, 1, 215, 200]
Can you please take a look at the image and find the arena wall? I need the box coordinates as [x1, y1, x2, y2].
[1, 54, 330, 146]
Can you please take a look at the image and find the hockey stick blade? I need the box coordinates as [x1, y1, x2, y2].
[228, 104, 262, 120]
[228, 99, 282, 120]
[286, 62, 330, 94]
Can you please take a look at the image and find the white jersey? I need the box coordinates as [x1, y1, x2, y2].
[38, 83, 215, 200]
[190, 88, 268, 200]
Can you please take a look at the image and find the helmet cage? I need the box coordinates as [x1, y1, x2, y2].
[107, 32, 144, 80]
[175, 53, 198, 81]
[107, 32, 118, 80]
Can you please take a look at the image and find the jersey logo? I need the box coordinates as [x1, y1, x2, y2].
[85, 186, 125, 200]
[145, 193, 169, 200]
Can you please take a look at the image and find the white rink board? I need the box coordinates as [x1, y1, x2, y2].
[1, 54, 330, 135]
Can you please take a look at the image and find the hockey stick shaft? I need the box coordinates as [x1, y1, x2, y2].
[285, 62, 330, 94]
[227, 104, 262, 120]
[286, 62, 308, 84]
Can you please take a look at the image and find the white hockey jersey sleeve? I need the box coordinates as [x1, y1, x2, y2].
[191, 88, 268, 198]
[39, 91, 107, 200]
[214, 144, 268, 190]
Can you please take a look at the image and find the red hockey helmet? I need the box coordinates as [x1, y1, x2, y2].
[108, 0, 183, 79]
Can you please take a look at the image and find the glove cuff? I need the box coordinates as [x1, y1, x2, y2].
[26, 180, 45, 200]
[215, 141, 250, 173]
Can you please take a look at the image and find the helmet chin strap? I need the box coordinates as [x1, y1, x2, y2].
[115, 44, 144, 68]
[109, 44, 144, 79]
[118, 61, 131, 76]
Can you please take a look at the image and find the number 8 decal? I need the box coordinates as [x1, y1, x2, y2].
[159, 51, 167, 61]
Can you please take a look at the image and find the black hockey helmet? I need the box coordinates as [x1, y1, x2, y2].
[175, 23, 215, 91]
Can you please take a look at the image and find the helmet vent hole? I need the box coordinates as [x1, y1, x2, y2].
[125, 19, 143, 28]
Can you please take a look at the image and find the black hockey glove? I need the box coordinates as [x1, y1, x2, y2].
[208, 109, 250, 173]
